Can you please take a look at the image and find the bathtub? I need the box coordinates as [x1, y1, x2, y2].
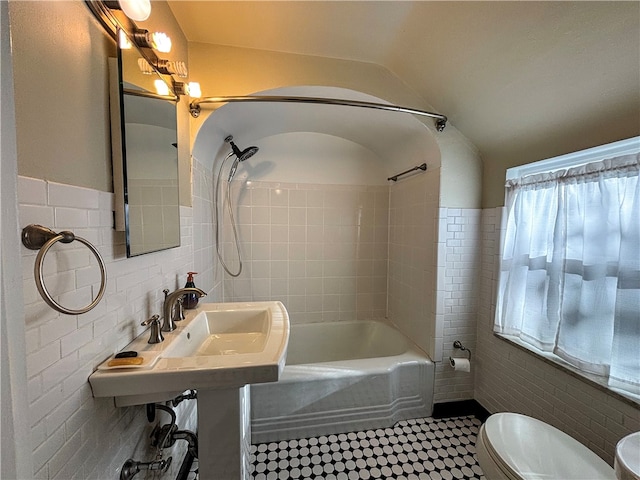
[250, 320, 434, 443]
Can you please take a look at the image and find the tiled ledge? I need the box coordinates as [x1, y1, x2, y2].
[495, 333, 640, 408]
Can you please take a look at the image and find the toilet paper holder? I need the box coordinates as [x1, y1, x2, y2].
[452, 340, 471, 360]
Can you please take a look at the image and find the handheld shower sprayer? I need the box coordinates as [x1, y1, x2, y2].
[224, 135, 259, 182]
[214, 135, 260, 277]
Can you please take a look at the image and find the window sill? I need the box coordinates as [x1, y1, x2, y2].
[494, 333, 640, 408]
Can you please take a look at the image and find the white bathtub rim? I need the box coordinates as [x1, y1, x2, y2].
[278, 350, 432, 383]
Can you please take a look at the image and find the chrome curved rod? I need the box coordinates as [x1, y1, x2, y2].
[189, 95, 447, 131]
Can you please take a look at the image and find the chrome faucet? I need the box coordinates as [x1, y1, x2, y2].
[162, 287, 206, 332]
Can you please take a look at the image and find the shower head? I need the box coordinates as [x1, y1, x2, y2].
[225, 135, 259, 162]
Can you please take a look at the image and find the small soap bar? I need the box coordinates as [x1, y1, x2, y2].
[114, 351, 138, 359]
[107, 357, 144, 367]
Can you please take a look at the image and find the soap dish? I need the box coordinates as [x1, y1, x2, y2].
[97, 352, 161, 371]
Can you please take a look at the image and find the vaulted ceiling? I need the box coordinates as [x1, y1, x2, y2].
[168, 1, 640, 204]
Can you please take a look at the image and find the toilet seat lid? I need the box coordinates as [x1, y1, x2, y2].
[482, 413, 615, 480]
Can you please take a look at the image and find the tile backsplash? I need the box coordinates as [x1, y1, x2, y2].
[18, 176, 198, 479]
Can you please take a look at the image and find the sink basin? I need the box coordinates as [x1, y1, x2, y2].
[165, 309, 270, 358]
[89, 302, 289, 406]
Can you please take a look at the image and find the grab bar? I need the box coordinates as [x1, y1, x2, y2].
[22, 224, 107, 315]
[387, 163, 427, 182]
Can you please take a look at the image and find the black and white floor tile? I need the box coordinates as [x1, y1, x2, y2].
[186, 415, 485, 480]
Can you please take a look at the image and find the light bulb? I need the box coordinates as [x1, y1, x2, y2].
[118, 30, 132, 50]
[151, 32, 172, 53]
[188, 82, 201, 98]
[118, 0, 151, 21]
[132, 30, 172, 54]
[154, 79, 170, 96]
[156, 60, 188, 78]
[137, 58, 154, 75]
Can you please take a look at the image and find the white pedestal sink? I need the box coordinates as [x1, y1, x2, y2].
[89, 301, 289, 479]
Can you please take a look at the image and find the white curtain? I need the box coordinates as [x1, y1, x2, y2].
[495, 154, 640, 395]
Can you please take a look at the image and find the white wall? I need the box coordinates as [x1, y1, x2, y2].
[229, 132, 389, 186]
[1, 1, 32, 477]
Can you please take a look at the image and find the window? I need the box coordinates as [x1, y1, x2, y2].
[495, 138, 639, 397]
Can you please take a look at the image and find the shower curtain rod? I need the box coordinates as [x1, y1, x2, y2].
[189, 95, 448, 131]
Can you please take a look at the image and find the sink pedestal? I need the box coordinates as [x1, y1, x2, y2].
[198, 386, 251, 479]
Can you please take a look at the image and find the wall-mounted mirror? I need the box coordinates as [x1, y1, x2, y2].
[110, 32, 180, 257]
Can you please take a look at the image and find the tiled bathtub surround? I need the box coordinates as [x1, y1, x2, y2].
[475, 207, 640, 465]
[18, 176, 200, 479]
[387, 169, 440, 360]
[219, 180, 389, 324]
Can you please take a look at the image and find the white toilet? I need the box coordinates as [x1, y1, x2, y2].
[615, 431, 640, 480]
[475, 412, 616, 479]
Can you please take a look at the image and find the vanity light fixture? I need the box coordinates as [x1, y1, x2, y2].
[138, 58, 187, 79]
[154, 79, 170, 96]
[137, 57, 153, 75]
[188, 82, 201, 98]
[150, 32, 171, 53]
[156, 59, 188, 78]
[118, 29, 132, 49]
[132, 29, 172, 53]
[172, 82, 188, 96]
[171, 81, 201, 98]
[115, 0, 150, 21]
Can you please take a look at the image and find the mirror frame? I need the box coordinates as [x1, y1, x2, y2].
[86, 2, 184, 257]
[109, 37, 181, 257]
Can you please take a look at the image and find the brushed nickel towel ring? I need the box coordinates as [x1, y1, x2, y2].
[22, 224, 107, 315]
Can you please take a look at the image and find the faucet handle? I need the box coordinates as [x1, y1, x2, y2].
[172, 297, 186, 322]
[141, 314, 164, 344]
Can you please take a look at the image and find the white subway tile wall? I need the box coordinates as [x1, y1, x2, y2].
[192, 159, 223, 300]
[19, 176, 199, 479]
[387, 169, 440, 359]
[127, 178, 180, 253]
[218, 180, 389, 324]
[475, 207, 640, 465]
[434, 208, 481, 403]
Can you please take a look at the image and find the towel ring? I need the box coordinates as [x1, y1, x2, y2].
[22, 224, 107, 315]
